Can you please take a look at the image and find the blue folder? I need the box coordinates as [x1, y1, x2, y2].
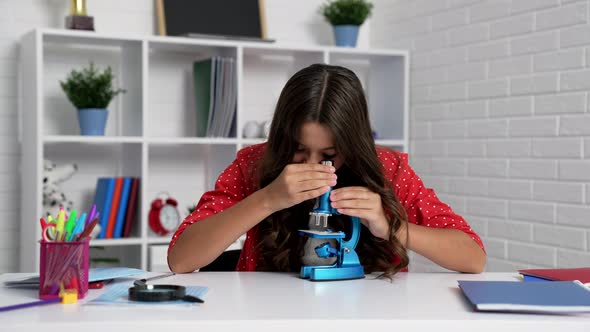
[458, 280, 590, 314]
[522, 275, 551, 282]
[92, 178, 115, 239]
[113, 177, 132, 238]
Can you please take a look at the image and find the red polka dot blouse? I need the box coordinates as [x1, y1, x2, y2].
[168, 143, 485, 271]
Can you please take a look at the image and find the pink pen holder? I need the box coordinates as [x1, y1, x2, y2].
[39, 238, 89, 300]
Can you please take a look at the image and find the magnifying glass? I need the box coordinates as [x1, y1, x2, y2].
[128, 284, 204, 303]
[128, 273, 204, 303]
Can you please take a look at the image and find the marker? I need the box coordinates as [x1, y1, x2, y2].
[0, 298, 61, 312]
[70, 213, 87, 241]
[77, 217, 99, 241]
[64, 209, 77, 241]
[87, 204, 96, 228]
[56, 209, 66, 241]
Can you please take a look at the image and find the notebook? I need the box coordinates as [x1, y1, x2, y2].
[458, 280, 590, 314]
[519, 267, 590, 283]
[3, 267, 146, 288]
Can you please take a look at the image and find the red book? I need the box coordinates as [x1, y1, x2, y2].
[519, 267, 590, 283]
[105, 177, 123, 238]
[123, 178, 139, 238]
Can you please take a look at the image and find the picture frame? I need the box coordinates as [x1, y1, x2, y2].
[155, 0, 268, 40]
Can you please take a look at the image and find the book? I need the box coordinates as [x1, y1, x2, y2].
[209, 56, 222, 136]
[3, 267, 146, 288]
[193, 56, 236, 138]
[105, 177, 123, 238]
[458, 280, 590, 314]
[193, 58, 214, 137]
[113, 177, 132, 238]
[93, 178, 115, 239]
[221, 58, 237, 137]
[519, 267, 590, 283]
[122, 178, 139, 238]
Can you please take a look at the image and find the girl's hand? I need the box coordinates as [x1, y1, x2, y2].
[330, 187, 390, 240]
[262, 163, 337, 213]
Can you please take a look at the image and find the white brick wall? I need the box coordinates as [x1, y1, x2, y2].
[373, 0, 590, 272]
[0, 0, 371, 273]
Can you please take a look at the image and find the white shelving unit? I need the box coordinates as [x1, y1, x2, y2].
[19, 28, 409, 272]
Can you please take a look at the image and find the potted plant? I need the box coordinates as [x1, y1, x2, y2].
[60, 63, 125, 136]
[320, 0, 373, 47]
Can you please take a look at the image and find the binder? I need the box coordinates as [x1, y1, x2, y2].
[458, 280, 590, 314]
[113, 177, 132, 238]
[519, 267, 590, 283]
[193, 58, 214, 137]
[122, 178, 139, 238]
[105, 178, 123, 238]
[92, 178, 115, 239]
[193, 56, 237, 138]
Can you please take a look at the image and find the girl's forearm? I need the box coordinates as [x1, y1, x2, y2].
[168, 189, 274, 273]
[401, 223, 486, 273]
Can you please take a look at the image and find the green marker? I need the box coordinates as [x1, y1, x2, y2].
[64, 209, 77, 241]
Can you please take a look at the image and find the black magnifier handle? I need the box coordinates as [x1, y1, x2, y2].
[181, 295, 205, 303]
[134, 272, 176, 288]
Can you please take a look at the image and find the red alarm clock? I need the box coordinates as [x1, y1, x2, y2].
[149, 192, 181, 236]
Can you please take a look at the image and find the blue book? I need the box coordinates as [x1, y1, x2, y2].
[113, 177, 132, 238]
[522, 275, 551, 282]
[458, 280, 590, 314]
[92, 177, 115, 239]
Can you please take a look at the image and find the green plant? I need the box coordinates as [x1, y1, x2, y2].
[60, 62, 126, 109]
[320, 0, 373, 26]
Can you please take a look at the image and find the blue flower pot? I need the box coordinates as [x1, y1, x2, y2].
[333, 25, 360, 47]
[77, 108, 108, 136]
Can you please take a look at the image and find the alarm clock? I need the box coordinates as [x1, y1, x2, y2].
[149, 193, 181, 236]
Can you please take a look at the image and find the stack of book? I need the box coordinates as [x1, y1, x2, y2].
[458, 267, 590, 314]
[92, 177, 140, 239]
[193, 56, 237, 137]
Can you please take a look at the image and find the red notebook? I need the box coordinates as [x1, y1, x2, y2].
[122, 178, 139, 238]
[105, 177, 123, 238]
[519, 267, 590, 283]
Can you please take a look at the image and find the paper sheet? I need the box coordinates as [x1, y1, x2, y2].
[88, 282, 208, 306]
[89, 267, 146, 282]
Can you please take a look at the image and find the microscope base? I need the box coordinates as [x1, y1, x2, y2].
[300, 264, 365, 281]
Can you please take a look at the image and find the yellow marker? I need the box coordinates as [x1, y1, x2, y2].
[56, 209, 66, 241]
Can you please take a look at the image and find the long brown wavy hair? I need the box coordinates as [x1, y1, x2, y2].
[254, 63, 409, 278]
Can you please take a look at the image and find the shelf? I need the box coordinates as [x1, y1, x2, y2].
[240, 138, 266, 145]
[89, 238, 143, 246]
[44, 135, 144, 144]
[147, 237, 173, 245]
[42, 136, 400, 148]
[41, 28, 142, 47]
[39, 29, 407, 56]
[20, 28, 409, 272]
[147, 137, 238, 145]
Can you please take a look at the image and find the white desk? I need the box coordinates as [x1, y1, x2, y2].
[0, 272, 588, 331]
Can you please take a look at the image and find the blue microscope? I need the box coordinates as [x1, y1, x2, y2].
[299, 161, 365, 281]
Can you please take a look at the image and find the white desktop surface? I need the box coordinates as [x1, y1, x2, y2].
[0, 272, 588, 331]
